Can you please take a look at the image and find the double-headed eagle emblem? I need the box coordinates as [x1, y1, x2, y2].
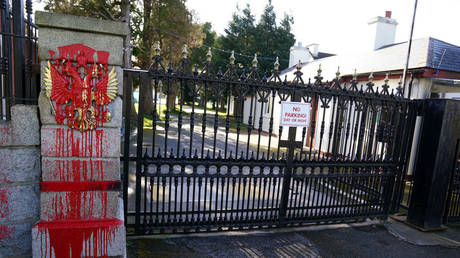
[43, 44, 118, 131]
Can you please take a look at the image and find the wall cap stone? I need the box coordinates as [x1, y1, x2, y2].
[35, 11, 129, 37]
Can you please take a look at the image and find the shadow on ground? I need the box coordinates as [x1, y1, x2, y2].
[127, 224, 460, 258]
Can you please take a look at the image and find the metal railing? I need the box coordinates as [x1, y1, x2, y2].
[1, 0, 39, 120]
[121, 46, 417, 235]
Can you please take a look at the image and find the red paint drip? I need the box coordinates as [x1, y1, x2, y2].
[37, 219, 122, 258]
[57, 44, 96, 63]
[0, 176, 13, 242]
[54, 128, 105, 158]
[0, 225, 14, 242]
[48, 191, 110, 220]
[0, 188, 9, 218]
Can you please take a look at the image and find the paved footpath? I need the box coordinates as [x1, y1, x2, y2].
[127, 219, 460, 258]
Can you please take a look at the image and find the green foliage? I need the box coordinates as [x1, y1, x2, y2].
[216, 1, 296, 74]
[43, 0, 124, 20]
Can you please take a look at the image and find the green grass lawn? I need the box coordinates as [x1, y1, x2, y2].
[134, 102, 247, 131]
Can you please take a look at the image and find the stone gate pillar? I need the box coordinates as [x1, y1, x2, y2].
[32, 12, 127, 257]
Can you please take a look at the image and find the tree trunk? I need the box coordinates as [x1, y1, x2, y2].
[167, 84, 177, 111]
[120, 0, 138, 119]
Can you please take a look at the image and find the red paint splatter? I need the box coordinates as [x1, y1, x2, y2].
[40, 108, 114, 256]
[37, 219, 122, 258]
[0, 225, 14, 241]
[0, 176, 14, 242]
[0, 188, 9, 218]
[0, 125, 11, 145]
[47, 191, 109, 221]
[51, 158, 106, 183]
[54, 128, 104, 158]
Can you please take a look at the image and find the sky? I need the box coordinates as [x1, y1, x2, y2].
[33, 0, 460, 56]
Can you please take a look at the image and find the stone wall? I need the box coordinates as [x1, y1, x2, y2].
[0, 105, 40, 256]
[31, 11, 127, 258]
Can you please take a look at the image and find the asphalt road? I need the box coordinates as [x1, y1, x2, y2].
[127, 225, 460, 258]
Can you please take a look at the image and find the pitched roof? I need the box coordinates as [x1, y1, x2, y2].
[280, 37, 460, 81]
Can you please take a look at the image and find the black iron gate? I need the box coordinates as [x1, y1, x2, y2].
[0, 0, 39, 120]
[121, 47, 416, 235]
[444, 139, 460, 224]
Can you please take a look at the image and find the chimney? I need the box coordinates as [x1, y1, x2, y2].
[289, 42, 313, 67]
[368, 11, 398, 50]
[308, 43, 319, 58]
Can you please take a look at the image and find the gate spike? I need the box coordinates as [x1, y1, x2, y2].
[217, 66, 223, 78]
[261, 152, 265, 160]
[206, 149, 211, 158]
[194, 149, 198, 158]
[250, 151, 255, 159]
[229, 150, 233, 159]
[218, 150, 222, 159]
[281, 153, 285, 160]
[271, 153, 276, 160]
[240, 70, 246, 80]
[170, 148, 174, 158]
[194, 64, 198, 76]
[240, 151, 244, 159]
[168, 60, 173, 73]
[157, 148, 162, 158]
[182, 148, 186, 158]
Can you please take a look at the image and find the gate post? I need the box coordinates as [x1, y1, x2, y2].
[31, 12, 128, 257]
[407, 99, 460, 230]
[279, 91, 302, 220]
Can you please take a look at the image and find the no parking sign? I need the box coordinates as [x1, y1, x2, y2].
[280, 101, 311, 127]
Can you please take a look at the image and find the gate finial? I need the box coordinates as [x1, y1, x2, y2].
[206, 47, 212, 62]
[252, 53, 258, 68]
[296, 60, 302, 72]
[182, 44, 188, 59]
[229, 50, 235, 65]
[274, 57, 279, 71]
[154, 41, 161, 57]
